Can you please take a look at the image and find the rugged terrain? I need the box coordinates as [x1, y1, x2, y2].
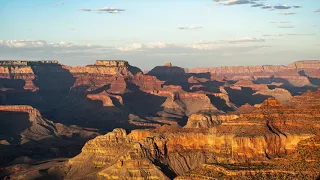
[1, 60, 320, 179]
[3, 89, 320, 179]
[0, 105, 99, 167]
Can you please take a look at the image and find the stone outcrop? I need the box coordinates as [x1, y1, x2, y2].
[0, 105, 98, 144]
[148, 63, 186, 78]
[176, 135, 320, 179]
[87, 91, 123, 106]
[3, 88, 320, 179]
[233, 80, 269, 91]
[28, 95, 318, 179]
[161, 92, 217, 116]
[0, 65, 38, 91]
[186, 60, 320, 87]
[254, 88, 292, 103]
[288, 88, 320, 107]
[130, 73, 164, 92]
[0, 105, 99, 167]
[185, 113, 239, 128]
[66, 60, 142, 92]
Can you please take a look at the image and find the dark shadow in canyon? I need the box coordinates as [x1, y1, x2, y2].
[0, 111, 31, 144]
[122, 83, 167, 117]
[0, 78, 25, 90]
[225, 87, 271, 107]
[207, 94, 234, 112]
[309, 77, 320, 86]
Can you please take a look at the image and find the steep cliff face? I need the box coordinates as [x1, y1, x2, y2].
[0, 105, 98, 144]
[288, 88, 320, 107]
[0, 62, 38, 91]
[254, 88, 292, 103]
[185, 113, 239, 128]
[176, 136, 320, 180]
[0, 105, 99, 167]
[186, 61, 320, 87]
[66, 60, 142, 92]
[47, 96, 320, 179]
[161, 92, 217, 116]
[130, 73, 164, 92]
[0, 60, 143, 93]
[233, 80, 269, 91]
[290, 60, 320, 78]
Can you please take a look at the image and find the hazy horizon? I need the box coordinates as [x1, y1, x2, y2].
[0, 0, 319, 69]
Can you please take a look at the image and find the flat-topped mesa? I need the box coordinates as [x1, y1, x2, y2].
[147, 63, 186, 78]
[94, 60, 129, 67]
[289, 60, 320, 69]
[0, 61, 28, 66]
[68, 60, 142, 76]
[0, 60, 59, 66]
[0, 105, 41, 117]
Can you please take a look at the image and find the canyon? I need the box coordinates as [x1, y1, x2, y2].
[0, 60, 320, 179]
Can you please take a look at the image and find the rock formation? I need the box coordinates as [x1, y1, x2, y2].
[1, 59, 320, 179]
[7, 91, 318, 179]
[0, 105, 99, 167]
[254, 88, 292, 103]
[186, 61, 320, 87]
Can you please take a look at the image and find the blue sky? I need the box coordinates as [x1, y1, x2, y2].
[0, 0, 319, 69]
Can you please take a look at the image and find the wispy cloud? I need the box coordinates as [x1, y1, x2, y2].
[273, 5, 291, 9]
[261, 33, 316, 37]
[215, 0, 302, 11]
[293, 5, 302, 8]
[313, 8, 320, 13]
[178, 26, 203, 30]
[0, 40, 106, 49]
[80, 8, 92, 12]
[98, 7, 125, 13]
[79, 7, 125, 13]
[213, 0, 251, 6]
[279, 12, 296, 15]
[197, 37, 265, 44]
[118, 37, 266, 52]
[54, 2, 64, 6]
[270, 20, 290, 24]
[278, 25, 294, 28]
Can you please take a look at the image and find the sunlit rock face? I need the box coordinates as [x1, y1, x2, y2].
[254, 88, 292, 103]
[186, 60, 320, 87]
[0, 61, 38, 91]
[65, 60, 143, 92]
[52, 91, 320, 179]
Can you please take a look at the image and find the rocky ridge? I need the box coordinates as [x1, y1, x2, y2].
[13, 89, 319, 179]
[186, 60, 320, 87]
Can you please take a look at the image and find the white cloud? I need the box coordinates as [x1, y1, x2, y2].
[214, 0, 250, 6]
[118, 37, 266, 52]
[118, 42, 172, 52]
[197, 37, 265, 44]
[178, 26, 203, 30]
[261, 33, 316, 37]
[0, 40, 103, 49]
[279, 12, 296, 15]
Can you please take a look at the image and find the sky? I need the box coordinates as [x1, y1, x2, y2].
[0, 0, 319, 70]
